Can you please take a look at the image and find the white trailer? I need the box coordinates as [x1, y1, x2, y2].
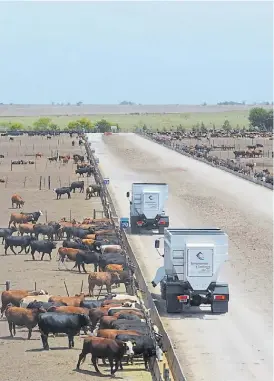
[126, 183, 169, 234]
[152, 228, 229, 314]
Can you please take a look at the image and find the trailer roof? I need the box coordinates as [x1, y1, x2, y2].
[166, 228, 226, 235]
[132, 182, 168, 185]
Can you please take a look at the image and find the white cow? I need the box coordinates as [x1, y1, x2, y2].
[111, 294, 138, 302]
[20, 294, 52, 308]
[100, 245, 122, 255]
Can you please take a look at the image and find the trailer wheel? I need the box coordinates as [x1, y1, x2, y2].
[160, 281, 166, 300]
[130, 216, 140, 235]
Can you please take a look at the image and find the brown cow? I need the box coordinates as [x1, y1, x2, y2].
[48, 305, 89, 315]
[113, 310, 145, 319]
[76, 337, 135, 375]
[97, 328, 142, 340]
[105, 264, 124, 272]
[8, 211, 42, 227]
[81, 238, 95, 246]
[5, 304, 45, 339]
[18, 223, 35, 236]
[99, 316, 117, 329]
[101, 299, 135, 307]
[11, 194, 25, 209]
[88, 305, 123, 330]
[84, 234, 96, 240]
[48, 293, 85, 307]
[57, 247, 79, 264]
[1, 289, 48, 316]
[88, 272, 121, 296]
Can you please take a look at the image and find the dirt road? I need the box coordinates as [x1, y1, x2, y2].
[87, 132, 273, 381]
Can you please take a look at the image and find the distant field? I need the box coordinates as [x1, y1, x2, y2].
[0, 111, 252, 130]
[0, 104, 272, 130]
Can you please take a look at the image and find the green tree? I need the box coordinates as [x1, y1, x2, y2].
[248, 107, 272, 131]
[48, 123, 59, 131]
[67, 118, 94, 131]
[33, 117, 52, 130]
[95, 119, 112, 133]
[222, 119, 232, 131]
[8, 122, 24, 131]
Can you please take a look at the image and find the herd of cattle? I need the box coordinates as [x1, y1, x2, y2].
[143, 130, 273, 185]
[0, 165, 162, 375]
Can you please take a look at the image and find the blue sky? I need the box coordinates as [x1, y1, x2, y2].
[0, 1, 273, 104]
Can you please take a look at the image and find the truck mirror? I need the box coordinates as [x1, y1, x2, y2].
[126, 191, 130, 198]
[155, 239, 160, 249]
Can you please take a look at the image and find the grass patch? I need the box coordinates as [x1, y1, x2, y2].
[0, 111, 250, 131]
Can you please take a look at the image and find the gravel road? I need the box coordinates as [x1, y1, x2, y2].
[87, 132, 273, 381]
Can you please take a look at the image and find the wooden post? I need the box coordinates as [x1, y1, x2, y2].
[23, 176, 27, 188]
[45, 210, 48, 223]
[34, 282, 37, 291]
[93, 209, 96, 219]
[69, 209, 72, 222]
[10, 160, 12, 171]
[64, 281, 70, 296]
[5, 281, 10, 291]
[39, 176, 42, 190]
[48, 176, 51, 190]
[80, 280, 84, 294]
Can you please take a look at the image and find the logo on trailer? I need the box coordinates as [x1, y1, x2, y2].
[148, 195, 153, 200]
[196, 252, 204, 261]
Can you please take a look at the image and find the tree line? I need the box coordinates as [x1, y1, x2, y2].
[5, 118, 118, 133]
[1, 106, 273, 133]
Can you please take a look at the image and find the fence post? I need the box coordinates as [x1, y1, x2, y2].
[48, 176, 51, 190]
[5, 281, 10, 291]
[10, 160, 12, 171]
[39, 176, 42, 190]
[93, 209, 96, 219]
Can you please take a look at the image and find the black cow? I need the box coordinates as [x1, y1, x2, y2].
[99, 253, 127, 270]
[70, 181, 84, 193]
[0, 226, 17, 244]
[72, 251, 100, 273]
[54, 187, 71, 200]
[117, 314, 143, 321]
[38, 312, 91, 349]
[30, 240, 57, 260]
[5, 235, 35, 255]
[33, 223, 61, 240]
[110, 320, 148, 331]
[27, 301, 67, 310]
[63, 226, 94, 240]
[75, 167, 93, 177]
[80, 300, 104, 309]
[115, 334, 161, 369]
[62, 240, 88, 250]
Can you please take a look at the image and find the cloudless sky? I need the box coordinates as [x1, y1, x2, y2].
[0, 1, 273, 104]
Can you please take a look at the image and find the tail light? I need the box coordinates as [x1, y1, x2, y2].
[136, 221, 143, 226]
[213, 295, 226, 301]
[159, 219, 167, 225]
[177, 295, 189, 302]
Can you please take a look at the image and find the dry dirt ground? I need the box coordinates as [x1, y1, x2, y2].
[0, 135, 151, 381]
[171, 136, 273, 172]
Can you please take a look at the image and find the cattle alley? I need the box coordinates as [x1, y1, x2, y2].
[88, 132, 273, 381]
[0, 134, 152, 381]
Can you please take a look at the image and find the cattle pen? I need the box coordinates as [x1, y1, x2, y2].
[0, 133, 159, 381]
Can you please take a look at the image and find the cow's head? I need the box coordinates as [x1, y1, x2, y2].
[123, 341, 136, 356]
[156, 345, 164, 361]
[38, 289, 48, 295]
[38, 210, 43, 216]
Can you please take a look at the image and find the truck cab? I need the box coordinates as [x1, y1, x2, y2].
[126, 182, 169, 234]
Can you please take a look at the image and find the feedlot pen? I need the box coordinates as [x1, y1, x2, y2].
[0, 135, 151, 381]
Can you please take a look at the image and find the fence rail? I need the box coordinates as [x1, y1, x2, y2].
[84, 136, 186, 381]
